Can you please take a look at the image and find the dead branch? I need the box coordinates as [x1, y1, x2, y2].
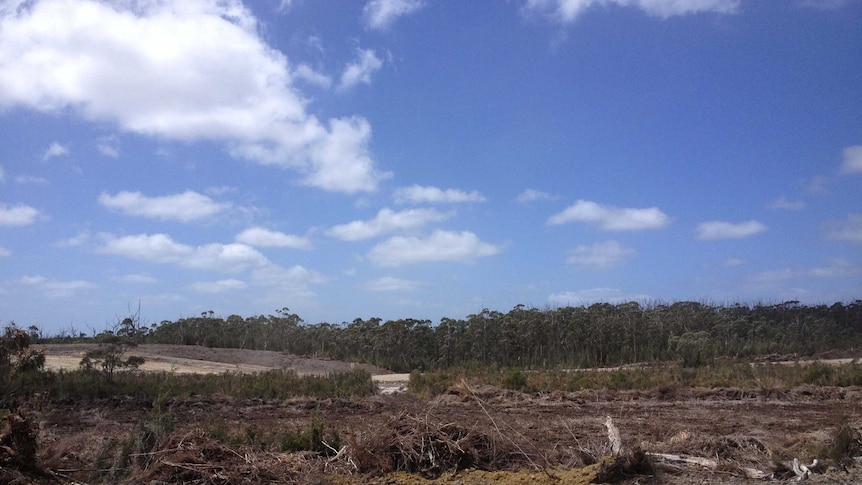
[604, 416, 622, 457]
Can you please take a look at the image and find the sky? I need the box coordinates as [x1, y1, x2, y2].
[1, 0, 861, 334]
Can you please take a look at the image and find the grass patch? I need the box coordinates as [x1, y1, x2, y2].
[409, 360, 862, 396]
[34, 368, 376, 401]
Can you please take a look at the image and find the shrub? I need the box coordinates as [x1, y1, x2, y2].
[501, 368, 528, 391]
[79, 333, 144, 383]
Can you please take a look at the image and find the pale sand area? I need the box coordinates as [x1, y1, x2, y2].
[38, 343, 411, 391]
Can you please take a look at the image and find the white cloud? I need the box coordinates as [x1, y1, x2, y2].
[251, 264, 327, 287]
[799, 0, 858, 10]
[823, 213, 862, 243]
[99, 233, 269, 273]
[363, 276, 422, 292]
[516, 188, 556, 203]
[235, 226, 311, 249]
[338, 48, 383, 91]
[696, 220, 767, 240]
[524, 0, 739, 23]
[96, 134, 120, 157]
[42, 142, 68, 160]
[805, 175, 830, 194]
[547, 200, 670, 230]
[56, 230, 91, 248]
[840, 145, 862, 175]
[368, 230, 501, 266]
[293, 63, 332, 88]
[116, 273, 158, 284]
[188, 278, 247, 294]
[721, 258, 745, 267]
[769, 196, 805, 210]
[808, 258, 862, 278]
[548, 288, 649, 306]
[19, 275, 96, 298]
[394, 185, 487, 204]
[565, 240, 635, 269]
[363, 0, 425, 30]
[0, 246, 10, 257]
[249, 263, 328, 301]
[328, 208, 452, 241]
[0, 0, 387, 193]
[98, 190, 230, 222]
[14, 175, 49, 185]
[0, 203, 40, 226]
[749, 258, 862, 284]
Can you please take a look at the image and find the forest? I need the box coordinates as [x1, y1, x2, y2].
[65, 299, 862, 373]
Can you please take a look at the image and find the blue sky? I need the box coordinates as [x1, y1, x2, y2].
[1, 0, 860, 333]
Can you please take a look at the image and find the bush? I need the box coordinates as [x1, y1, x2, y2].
[501, 368, 528, 391]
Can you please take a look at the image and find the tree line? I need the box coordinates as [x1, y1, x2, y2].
[126, 300, 862, 372]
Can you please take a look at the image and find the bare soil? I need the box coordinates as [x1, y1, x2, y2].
[36, 343, 395, 376]
[13, 345, 862, 484]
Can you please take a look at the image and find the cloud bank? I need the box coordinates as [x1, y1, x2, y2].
[0, 0, 388, 193]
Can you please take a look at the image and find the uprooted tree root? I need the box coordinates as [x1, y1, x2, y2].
[593, 448, 655, 483]
[338, 411, 511, 478]
[0, 408, 55, 484]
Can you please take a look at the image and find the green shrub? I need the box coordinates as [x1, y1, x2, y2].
[501, 368, 528, 391]
[801, 363, 834, 385]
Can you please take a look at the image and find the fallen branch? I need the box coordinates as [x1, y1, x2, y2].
[646, 452, 771, 480]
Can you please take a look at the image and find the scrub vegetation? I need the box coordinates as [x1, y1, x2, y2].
[1, 299, 861, 484]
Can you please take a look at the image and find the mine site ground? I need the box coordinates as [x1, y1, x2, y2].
[13, 344, 862, 484]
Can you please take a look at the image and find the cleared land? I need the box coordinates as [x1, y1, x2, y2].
[13, 344, 862, 484]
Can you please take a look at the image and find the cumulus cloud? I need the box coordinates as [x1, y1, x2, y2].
[338, 48, 383, 91]
[188, 278, 248, 293]
[363, 0, 424, 30]
[19, 275, 96, 298]
[840, 145, 862, 175]
[368, 230, 501, 266]
[823, 213, 862, 243]
[99, 233, 269, 273]
[394, 185, 487, 204]
[363, 276, 422, 292]
[516, 188, 556, 203]
[99, 190, 231, 222]
[0, 0, 388, 193]
[565, 240, 635, 269]
[235, 227, 311, 249]
[769, 196, 805, 210]
[328, 208, 452, 241]
[42, 142, 68, 160]
[0, 246, 10, 257]
[0, 203, 41, 226]
[547, 200, 670, 230]
[523, 0, 739, 23]
[695, 220, 767, 240]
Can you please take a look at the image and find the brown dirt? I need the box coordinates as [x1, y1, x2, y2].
[19, 345, 862, 484]
[36, 343, 394, 376]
